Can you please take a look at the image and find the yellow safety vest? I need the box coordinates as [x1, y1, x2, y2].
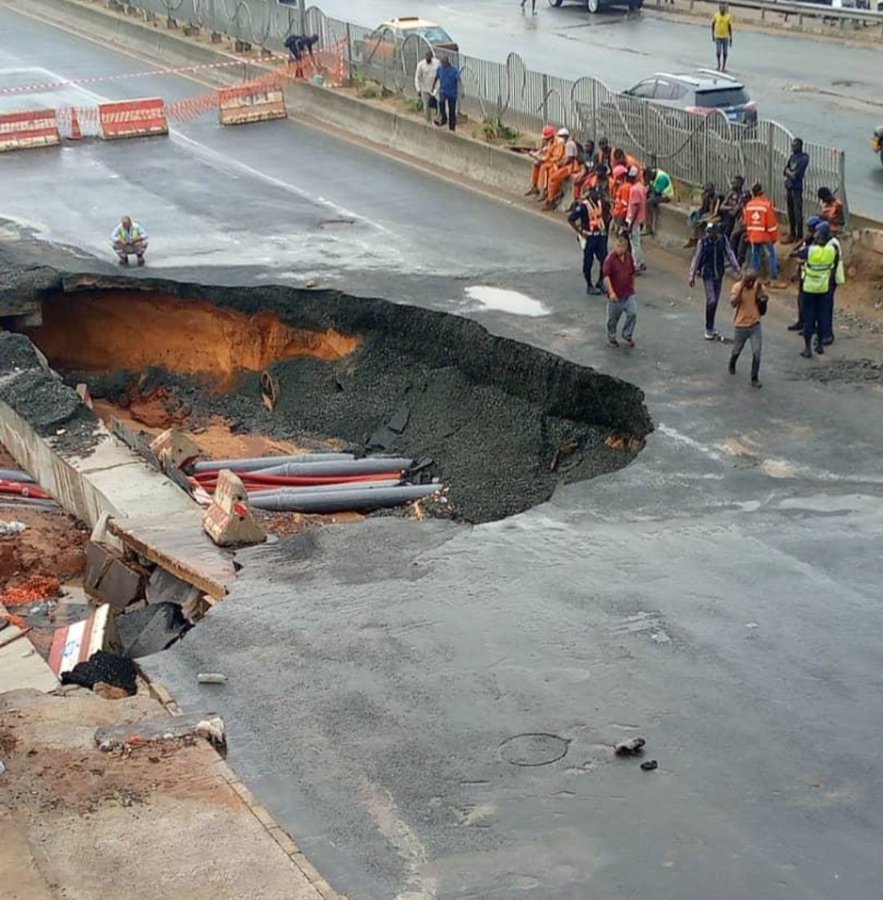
[803, 244, 836, 294]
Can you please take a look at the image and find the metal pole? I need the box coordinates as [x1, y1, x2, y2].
[297, 0, 305, 36]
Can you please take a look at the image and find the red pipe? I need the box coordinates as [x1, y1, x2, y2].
[0, 480, 51, 500]
[192, 471, 403, 489]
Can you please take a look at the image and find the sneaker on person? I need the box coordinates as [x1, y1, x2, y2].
[623, 337, 636, 348]
[704, 330, 721, 341]
[607, 339, 620, 348]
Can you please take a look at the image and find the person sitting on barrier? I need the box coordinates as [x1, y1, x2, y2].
[544, 128, 583, 209]
[594, 136, 612, 170]
[686, 182, 722, 247]
[612, 147, 643, 183]
[285, 33, 319, 78]
[645, 166, 674, 234]
[526, 125, 556, 197]
[817, 187, 845, 235]
[111, 216, 148, 267]
[531, 126, 567, 202]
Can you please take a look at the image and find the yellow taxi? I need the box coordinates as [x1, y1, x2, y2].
[352, 17, 458, 64]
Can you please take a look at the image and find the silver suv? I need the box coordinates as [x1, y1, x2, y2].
[623, 71, 758, 125]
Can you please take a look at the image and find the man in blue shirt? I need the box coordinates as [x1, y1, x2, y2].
[432, 56, 461, 132]
[783, 137, 809, 243]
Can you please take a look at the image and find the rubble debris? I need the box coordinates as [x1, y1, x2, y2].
[145, 566, 200, 610]
[195, 716, 227, 752]
[197, 673, 227, 684]
[615, 737, 647, 756]
[202, 469, 266, 547]
[116, 602, 189, 658]
[0, 575, 60, 607]
[60, 649, 138, 695]
[84, 541, 146, 611]
[48, 603, 111, 675]
[95, 711, 227, 756]
[148, 428, 200, 470]
[640, 760, 659, 772]
[0, 520, 26, 536]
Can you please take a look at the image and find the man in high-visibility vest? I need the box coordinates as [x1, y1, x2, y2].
[742, 182, 779, 281]
[568, 188, 609, 295]
[799, 222, 837, 358]
[111, 216, 148, 266]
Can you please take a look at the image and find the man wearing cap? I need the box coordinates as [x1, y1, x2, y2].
[690, 220, 740, 339]
[569, 188, 608, 295]
[799, 222, 837, 358]
[625, 166, 648, 271]
[545, 128, 581, 209]
[787, 214, 822, 332]
[111, 216, 148, 266]
[526, 125, 556, 196]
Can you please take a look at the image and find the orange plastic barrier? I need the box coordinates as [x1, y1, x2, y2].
[218, 80, 287, 126]
[0, 108, 60, 152]
[99, 97, 168, 140]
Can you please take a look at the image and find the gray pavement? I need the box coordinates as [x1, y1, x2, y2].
[315, 0, 883, 218]
[3, 8, 883, 900]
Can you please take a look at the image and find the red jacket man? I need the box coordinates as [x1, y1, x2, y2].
[742, 182, 780, 279]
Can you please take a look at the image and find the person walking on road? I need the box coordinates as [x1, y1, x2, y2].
[799, 222, 837, 358]
[728, 269, 767, 388]
[414, 50, 440, 124]
[433, 57, 462, 132]
[690, 221, 741, 340]
[625, 167, 648, 271]
[569, 188, 609, 295]
[111, 216, 148, 266]
[742, 182, 780, 281]
[602, 233, 638, 349]
[711, 4, 734, 72]
[521, 0, 537, 14]
[783, 138, 809, 242]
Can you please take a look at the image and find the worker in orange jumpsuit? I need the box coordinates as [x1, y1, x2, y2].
[529, 128, 566, 203]
[611, 164, 631, 233]
[526, 125, 556, 196]
[544, 128, 582, 209]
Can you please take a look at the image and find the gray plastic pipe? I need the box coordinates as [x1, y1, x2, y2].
[248, 479, 402, 497]
[0, 468, 36, 483]
[249, 483, 440, 513]
[192, 453, 354, 473]
[252, 458, 413, 477]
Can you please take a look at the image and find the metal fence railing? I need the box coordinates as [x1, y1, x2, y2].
[131, 0, 848, 218]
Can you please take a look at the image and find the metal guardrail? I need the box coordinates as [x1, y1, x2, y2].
[653, 0, 883, 35]
[128, 0, 848, 219]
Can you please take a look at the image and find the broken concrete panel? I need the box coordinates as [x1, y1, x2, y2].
[94, 710, 222, 747]
[84, 540, 145, 611]
[203, 469, 265, 548]
[145, 566, 201, 609]
[47, 604, 111, 676]
[149, 428, 200, 470]
[116, 602, 189, 658]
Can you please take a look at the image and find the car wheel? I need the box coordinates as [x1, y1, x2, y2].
[548, 0, 565, 7]
[587, 0, 602, 12]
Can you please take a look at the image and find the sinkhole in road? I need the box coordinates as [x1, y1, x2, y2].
[24, 276, 654, 523]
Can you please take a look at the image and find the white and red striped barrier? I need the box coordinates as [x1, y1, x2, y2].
[48, 603, 110, 676]
[99, 97, 168, 140]
[218, 79, 287, 126]
[0, 107, 60, 152]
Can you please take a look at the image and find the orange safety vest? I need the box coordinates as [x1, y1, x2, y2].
[586, 201, 605, 233]
[742, 196, 778, 244]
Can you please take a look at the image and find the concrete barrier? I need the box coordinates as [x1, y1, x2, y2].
[99, 97, 169, 139]
[0, 108, 61, 152]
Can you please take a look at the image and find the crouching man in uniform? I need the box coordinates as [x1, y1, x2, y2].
[111, 216, 148, 266]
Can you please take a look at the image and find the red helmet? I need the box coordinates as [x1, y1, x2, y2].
[542, 125, 555, 139]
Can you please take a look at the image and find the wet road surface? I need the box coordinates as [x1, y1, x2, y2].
[2, 7, 883, 899]
[316, 0, 883, 218]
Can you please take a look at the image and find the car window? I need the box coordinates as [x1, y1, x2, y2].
[412, 26, 454, 43]
[695, 87, 750, 108]
[653, 79, 682, 101]
[628, 79, 658, 99]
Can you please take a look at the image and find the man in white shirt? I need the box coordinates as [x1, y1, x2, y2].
[414, 50, 440, 123]
[111, 216, 148, 266]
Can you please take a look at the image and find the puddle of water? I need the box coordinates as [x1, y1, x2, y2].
[462, 285, 550, 318]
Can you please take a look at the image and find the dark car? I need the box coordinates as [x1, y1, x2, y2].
[623, 71, 758, 125]
[548, 0, 644, 14]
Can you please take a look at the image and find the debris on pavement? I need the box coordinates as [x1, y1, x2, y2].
[202, 469, 266, 547]
[197, 672, 227, 684]
[60, 649, 138, 695]
[615, 736, 647, 756]
[0, 520, 26, 536]
[640, 759, 659, 771]
[95, 710, 227, 756]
